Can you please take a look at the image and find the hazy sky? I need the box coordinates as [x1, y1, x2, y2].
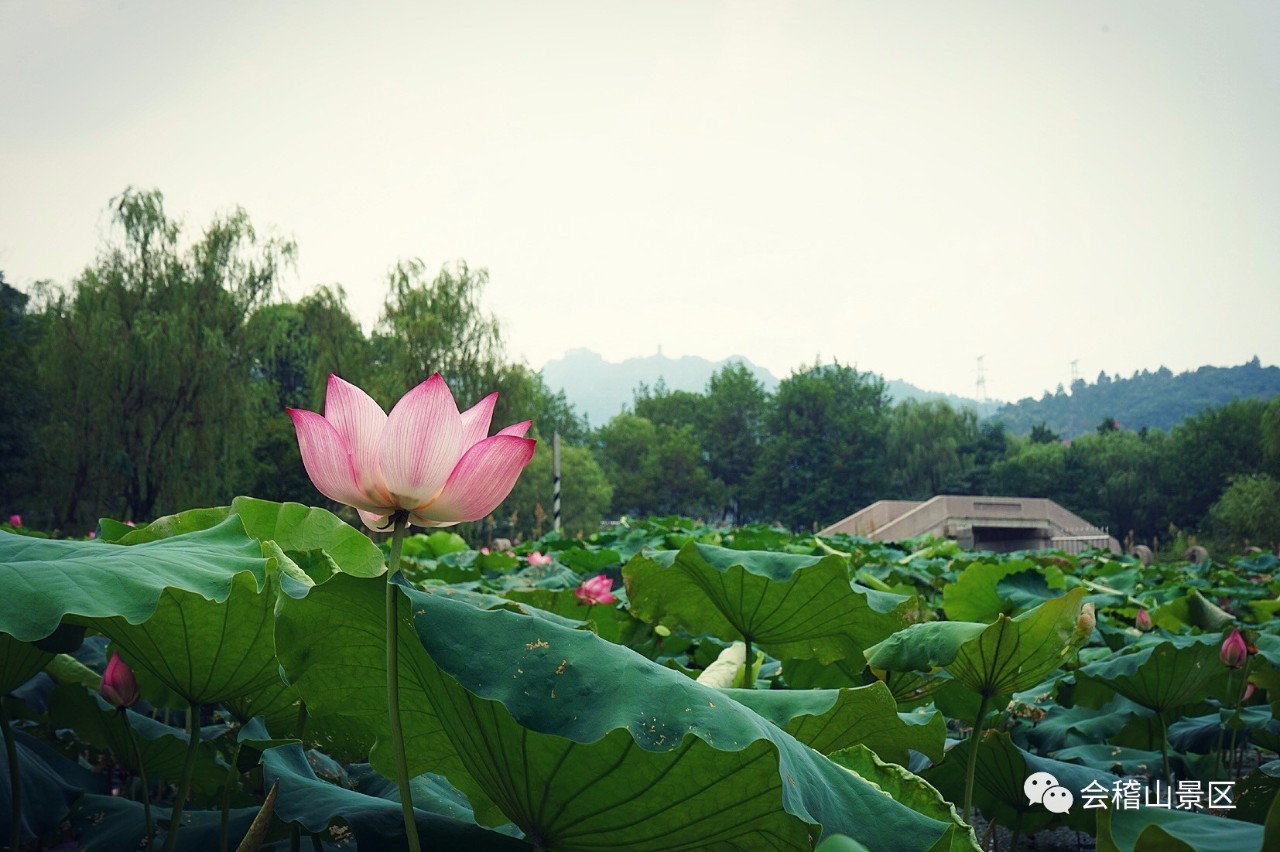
[3, 1, 1278, 403]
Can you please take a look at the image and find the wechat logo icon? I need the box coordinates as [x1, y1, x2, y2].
[1025, 772, 1074, 814]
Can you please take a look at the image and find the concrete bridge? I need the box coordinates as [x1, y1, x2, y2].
[819, 495, 1120, 554]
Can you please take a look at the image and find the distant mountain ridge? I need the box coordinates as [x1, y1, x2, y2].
[540, 348, 1000, 425]
[993, 357, 1280, 437]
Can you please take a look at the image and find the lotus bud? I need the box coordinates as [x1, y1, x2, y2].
[1135, 608, 1152, 631]
[101, 651, 141, 709]
[1221, 628, 1248, 669]
[7, 514, 20, 527]
[575, 574, 617, 606]
[1077, 602, 1096, 636]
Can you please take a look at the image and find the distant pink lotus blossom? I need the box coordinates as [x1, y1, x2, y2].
[7, 514, 20, 527]
[87, 530, 96, 539]
[288, 374, 534, 532]
[575, 574, 617, 606]
[1221, 628, 1248, 669]
[1135, 608, 1152, 631]
[528, 551, 553, 566]
[125, 521, 136, 527]
[101, 651, 141, 709]
[480, 547, 491, 555]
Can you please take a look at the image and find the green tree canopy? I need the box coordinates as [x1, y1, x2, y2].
[31, 188, 293, 528]
[885, 399, 978, 499]
[752, 362, 889, 530]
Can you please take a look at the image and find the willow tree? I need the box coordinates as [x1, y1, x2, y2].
[33, 189, 294, 528]
[242, 285, 370, 505]
[371, 259, 507, 412]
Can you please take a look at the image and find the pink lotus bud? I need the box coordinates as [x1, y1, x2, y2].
[101, 651, 141, 709]
[1242, 682, 1255, 702]
[1221, 628, 1248, 669]
[1135, 608, 1152, 631]
[287, 375, 534, 532]
[575, 574, 617, 606]
[7, 514, 20, 527]
[527, 551, 553, 566]
[87, 530, 96, 539]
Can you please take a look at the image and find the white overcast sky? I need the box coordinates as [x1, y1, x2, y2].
[2, 0, 1278, 403]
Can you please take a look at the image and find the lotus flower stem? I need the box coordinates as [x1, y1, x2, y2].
[962, 691, 993, 824]
[741, 636, 754, 689]
[123, 710, 155, 850]
[219, 740, 242, 852]
[1157, 712, 1172, 784]
[1215, 669, 1236, 775]
[385, 514, 421, 852]
[288, 701, 308, 852]
[162, 702, 203, 852]
[2, 699, 22, 852]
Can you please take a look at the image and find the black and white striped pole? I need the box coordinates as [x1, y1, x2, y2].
[552, 431, 562, 534]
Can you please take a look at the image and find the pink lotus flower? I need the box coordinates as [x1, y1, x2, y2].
[527, 551, 553, 566]
[575, 574, 616, 606]
[480, 547, 491, 555]
[101, 651, 141, 709]
[1135, 608, 1152, 631]
[289, 374, 535, 531]
[1221, 628, 1248, 669]
[7, 514, 20, 527]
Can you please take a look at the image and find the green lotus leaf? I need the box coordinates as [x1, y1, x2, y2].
[502, 587, 643, 646]
[1051, 745, 1190, 778]
[1253, 633, 1280, 667]
[724, 683, 946, 764]
[261, 743, 528, 850]
[277, 573, 959, 850]
[407, 584, 958, 850]
[70, 795, 263, 852]
[1152, 590, 1236, 632]
[994, 570, 1067, 613]
[1076, 638, 1226, 714]
[0, 633, 54, 695]
[1248, 599, 1280, 623]
[781, 657, 863, 690]
[47, 684, 230, 795]
[813, 836, 873, 852]
[401, 530, 469, 559]
[1, 725, 105, 845]
[868, 589, 1088, 700]
[828, 745, 978, 852]
[1226, 760, 1280, 825]
[1019, 694, 1149, 753]
[87, 566, 280, 706]
[0, 517, 266, 642]
[943, 560, 1062, 622]
[553, 546, 622, 573]
[109, 506, 233, 543]
[624, 542, 914, 664]
[1096, 804, 1265, 852]
[923, 730, 1118, 834]
[1168, 707, 1273, 753]
[224, 674, 299, 734]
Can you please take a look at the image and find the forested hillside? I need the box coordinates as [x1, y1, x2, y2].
[995, 360, 1280, 437]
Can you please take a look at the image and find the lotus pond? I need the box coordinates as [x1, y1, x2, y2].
[1, 505, 1278, 850]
